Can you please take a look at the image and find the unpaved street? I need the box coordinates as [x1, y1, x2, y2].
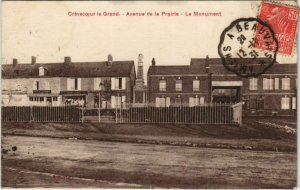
[2, 135, 296, 188]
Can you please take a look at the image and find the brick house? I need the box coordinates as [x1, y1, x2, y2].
[2, 55, 136, 108]
[147, 57, 297, 115]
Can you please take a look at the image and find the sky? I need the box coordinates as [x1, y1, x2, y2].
[2, 1, 297, 75]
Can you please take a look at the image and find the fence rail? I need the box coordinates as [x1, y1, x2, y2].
[114, 102, 236, 124]
[2, 102, 242, 125]
[2, 106, 81, 122]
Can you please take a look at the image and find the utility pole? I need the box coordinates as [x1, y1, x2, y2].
[205, 55, 212, 103]
[98, 92, 101, 123]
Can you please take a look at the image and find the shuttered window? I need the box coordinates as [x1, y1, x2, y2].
[67, 78, 81, 90]
[156, 97, 170, 107]
[249, 78, 257, 90]
[111, 78, 126, 90]
[263, 78, 273, 90]
[189, 97, 204, 107]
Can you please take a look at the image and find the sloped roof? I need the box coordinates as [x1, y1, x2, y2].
[147, 65, 201, 75]
[148, 58, 296, 75]
[2, 61, 135, 79]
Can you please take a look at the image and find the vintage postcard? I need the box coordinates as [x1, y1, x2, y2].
[1, 0, 298, 188]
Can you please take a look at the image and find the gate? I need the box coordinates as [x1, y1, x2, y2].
[2, 102, 243, 125]
[232, 102, 243, 125]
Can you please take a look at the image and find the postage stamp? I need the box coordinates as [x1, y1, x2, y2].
[255, 1, 299, 55]
[218, 17, 278, 78]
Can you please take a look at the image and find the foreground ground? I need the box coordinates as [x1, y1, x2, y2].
[2, 117, 297, 188]
[2, 135, 296, 188]
[2, 117, 297, 152]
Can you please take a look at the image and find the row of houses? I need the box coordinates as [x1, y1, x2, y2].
[2, 54, 297, 116]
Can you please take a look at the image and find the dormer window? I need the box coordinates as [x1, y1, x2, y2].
[39, 66, 45, 76]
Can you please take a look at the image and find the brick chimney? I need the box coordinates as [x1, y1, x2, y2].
[205, 55, 210, 73]
[64, 56, 71, 64]
[31, 56, 36, 65]
[12, 58, 18, 66]
[107, 54, 113, 67]
[152, 58, 156, 66]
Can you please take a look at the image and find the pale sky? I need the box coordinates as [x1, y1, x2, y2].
[2, 1, 297, 71]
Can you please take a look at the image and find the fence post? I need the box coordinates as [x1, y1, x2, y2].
[232, 102, 242, 126]
[30, 106, 33, 122]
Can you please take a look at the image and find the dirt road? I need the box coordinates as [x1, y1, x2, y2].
[2, 135, 296, 188]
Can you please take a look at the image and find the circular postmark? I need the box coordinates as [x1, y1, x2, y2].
[218, 17, 279, 78]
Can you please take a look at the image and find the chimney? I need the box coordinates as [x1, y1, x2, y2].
[152, 58, 156, 66]
[31, 56, 36, 65]
[107, 54, 113, 66]
[64, 56, 71, 64]
[13, 58, 18, 66]
[205, 55, 210, 72]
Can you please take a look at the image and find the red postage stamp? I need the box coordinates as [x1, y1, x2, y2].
[255, 1, 299, 55]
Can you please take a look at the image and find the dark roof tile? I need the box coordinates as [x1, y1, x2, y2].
[148, 58, 296, 75]
[2, 61, 135, 78]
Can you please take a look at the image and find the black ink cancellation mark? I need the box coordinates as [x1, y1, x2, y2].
[218, 17, 279, 78]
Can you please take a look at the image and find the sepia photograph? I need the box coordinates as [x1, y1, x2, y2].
[1, 0, 298, 188]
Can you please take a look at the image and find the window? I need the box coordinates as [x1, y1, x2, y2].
[274, 78, 279, 90]
[39, 67, 45, 76]
[193, 80, 200, 91]
[29, 97, 33, 101]
[160, 97, 166, 107]
[175, 95, 182, 106]
[282, 78, 290, 90]
[155, 97, 170, 107]
[263, 78, 273, 90]
[75, 78, 78, 90]
[159, 80, 166, 91]
[67, 78, 81, 90]
[281, 96, 290, 110]
[33, 81, 39, 90]
[44, 81, 50, 90]
[189, 97, 195, 107]
[292, 97, 296, 110]
[111, 78, 126, 90]
[189, 96, 205, 107]
[249, 78, 258, 90]
[200, 97, 205, 105]
[94, 78, 102, 90]
[257, 98, 264, 110]
[111, 95, 126, 108]
[175, 80, 182, 91]
[53, 97, 58, 101]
